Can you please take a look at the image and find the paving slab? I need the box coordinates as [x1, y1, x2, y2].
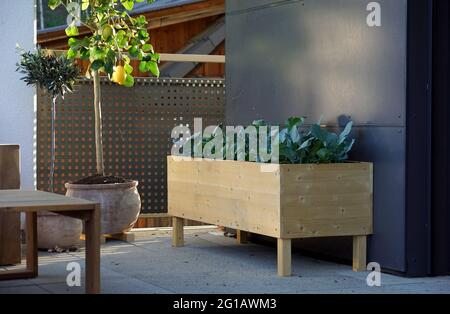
[0, 284, 48, 294]
[0, 229, 449, 294]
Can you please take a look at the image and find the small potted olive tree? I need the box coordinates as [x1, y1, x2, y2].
[48, 0, 160, 235]
[17, 47, 82, 249]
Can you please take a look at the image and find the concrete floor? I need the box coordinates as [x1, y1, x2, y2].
[1, 227, 449, 294]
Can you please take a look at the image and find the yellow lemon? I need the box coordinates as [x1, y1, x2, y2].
[112, 65, 125, 85]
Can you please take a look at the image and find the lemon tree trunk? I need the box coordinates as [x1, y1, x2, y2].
[92, 70, 105, 176]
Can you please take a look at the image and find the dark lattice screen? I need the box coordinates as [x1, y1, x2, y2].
[37, 78, 225, 213]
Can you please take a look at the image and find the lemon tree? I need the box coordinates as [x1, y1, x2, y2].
[48, 0, 160, 176]
[50, 0, 160, 85]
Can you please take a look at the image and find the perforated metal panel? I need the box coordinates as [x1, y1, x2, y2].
[37, 78, 225, 213]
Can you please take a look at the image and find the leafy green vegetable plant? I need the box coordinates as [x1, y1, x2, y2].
[176, 117, 355, 164]
[305, 122, 355, 163]
[268, 117, 355, 164]
[48, 0, 160, 176]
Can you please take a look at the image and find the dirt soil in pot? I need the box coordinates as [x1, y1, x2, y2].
[72, 174, 131, 185]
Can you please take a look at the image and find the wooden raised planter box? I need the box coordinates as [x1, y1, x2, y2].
[167, 156, 373, 276]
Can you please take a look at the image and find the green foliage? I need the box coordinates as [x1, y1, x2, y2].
[185, 121, 276, 163]
[16, 46, 79, 98]
[176, 117, 356, 164]
[269, 117, 355, 164]
[304, 121, 355, 163]
[49, 0, 160, 86]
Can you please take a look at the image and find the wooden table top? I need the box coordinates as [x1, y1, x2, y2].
[0, 190, 97, 212]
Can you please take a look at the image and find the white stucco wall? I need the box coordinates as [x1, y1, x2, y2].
[0, 1, 36, 188]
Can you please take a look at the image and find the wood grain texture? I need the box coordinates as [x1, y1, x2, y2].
[167, 157, 373, 276]
[168, 157, 373, 239]
[103, 232, 135, 243]
[279, 163, 373, 238]
[277, 238, 292, 276]
[236, 230, 248, 244]
[168, 157, 281, 238]
[0, 190, 100, 293]
[172, 217, 184, 247]
[353, 235, 367, 272]
[0, 190, 97, 212]
[25, 212, 38, 277]
[37, 0, 225, 49]
[159, 53, 225, 63]
[0, 145, 21, 265]
[136, 213, 205, 228]
[85, 204, 101, 294]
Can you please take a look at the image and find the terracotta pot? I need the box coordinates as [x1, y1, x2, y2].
[65, 181, 141, 235]
[37, 212, 82, 249]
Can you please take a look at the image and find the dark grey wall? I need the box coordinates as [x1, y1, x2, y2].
[226, 0, 408, 272]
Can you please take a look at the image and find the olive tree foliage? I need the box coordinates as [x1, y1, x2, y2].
[16, 47, 79, 191]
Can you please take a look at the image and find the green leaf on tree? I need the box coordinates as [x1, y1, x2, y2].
[67, 48, 77, 59]
[91, 60, 104, 71]
[48, 0, 62, 10]
[124, 63, 133, 75]
[142, 44, 153, 52]
[65, 23, 79, 37]
[147, 61, 160, 77]
[123, 74, 135, 87]
[81, 0, 90, 10]
[51, 0, 160, 88]
[138, 61, 147, 72]
[121, 0, 134, 11]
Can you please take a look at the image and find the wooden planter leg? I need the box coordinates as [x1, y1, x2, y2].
[236, 230, 248, 244]
[277, 238, 292, 277]
[172, 217, 184, 247]
[353, 235, 367, 272]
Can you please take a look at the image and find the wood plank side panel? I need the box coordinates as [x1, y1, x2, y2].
[280, 163, 373, 238]
[0, 145, 21, 265]
[167, 157, 281, 238]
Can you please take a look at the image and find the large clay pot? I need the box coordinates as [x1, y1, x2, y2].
[37, 212, 82, 249]
[65, 181, 141, 235]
